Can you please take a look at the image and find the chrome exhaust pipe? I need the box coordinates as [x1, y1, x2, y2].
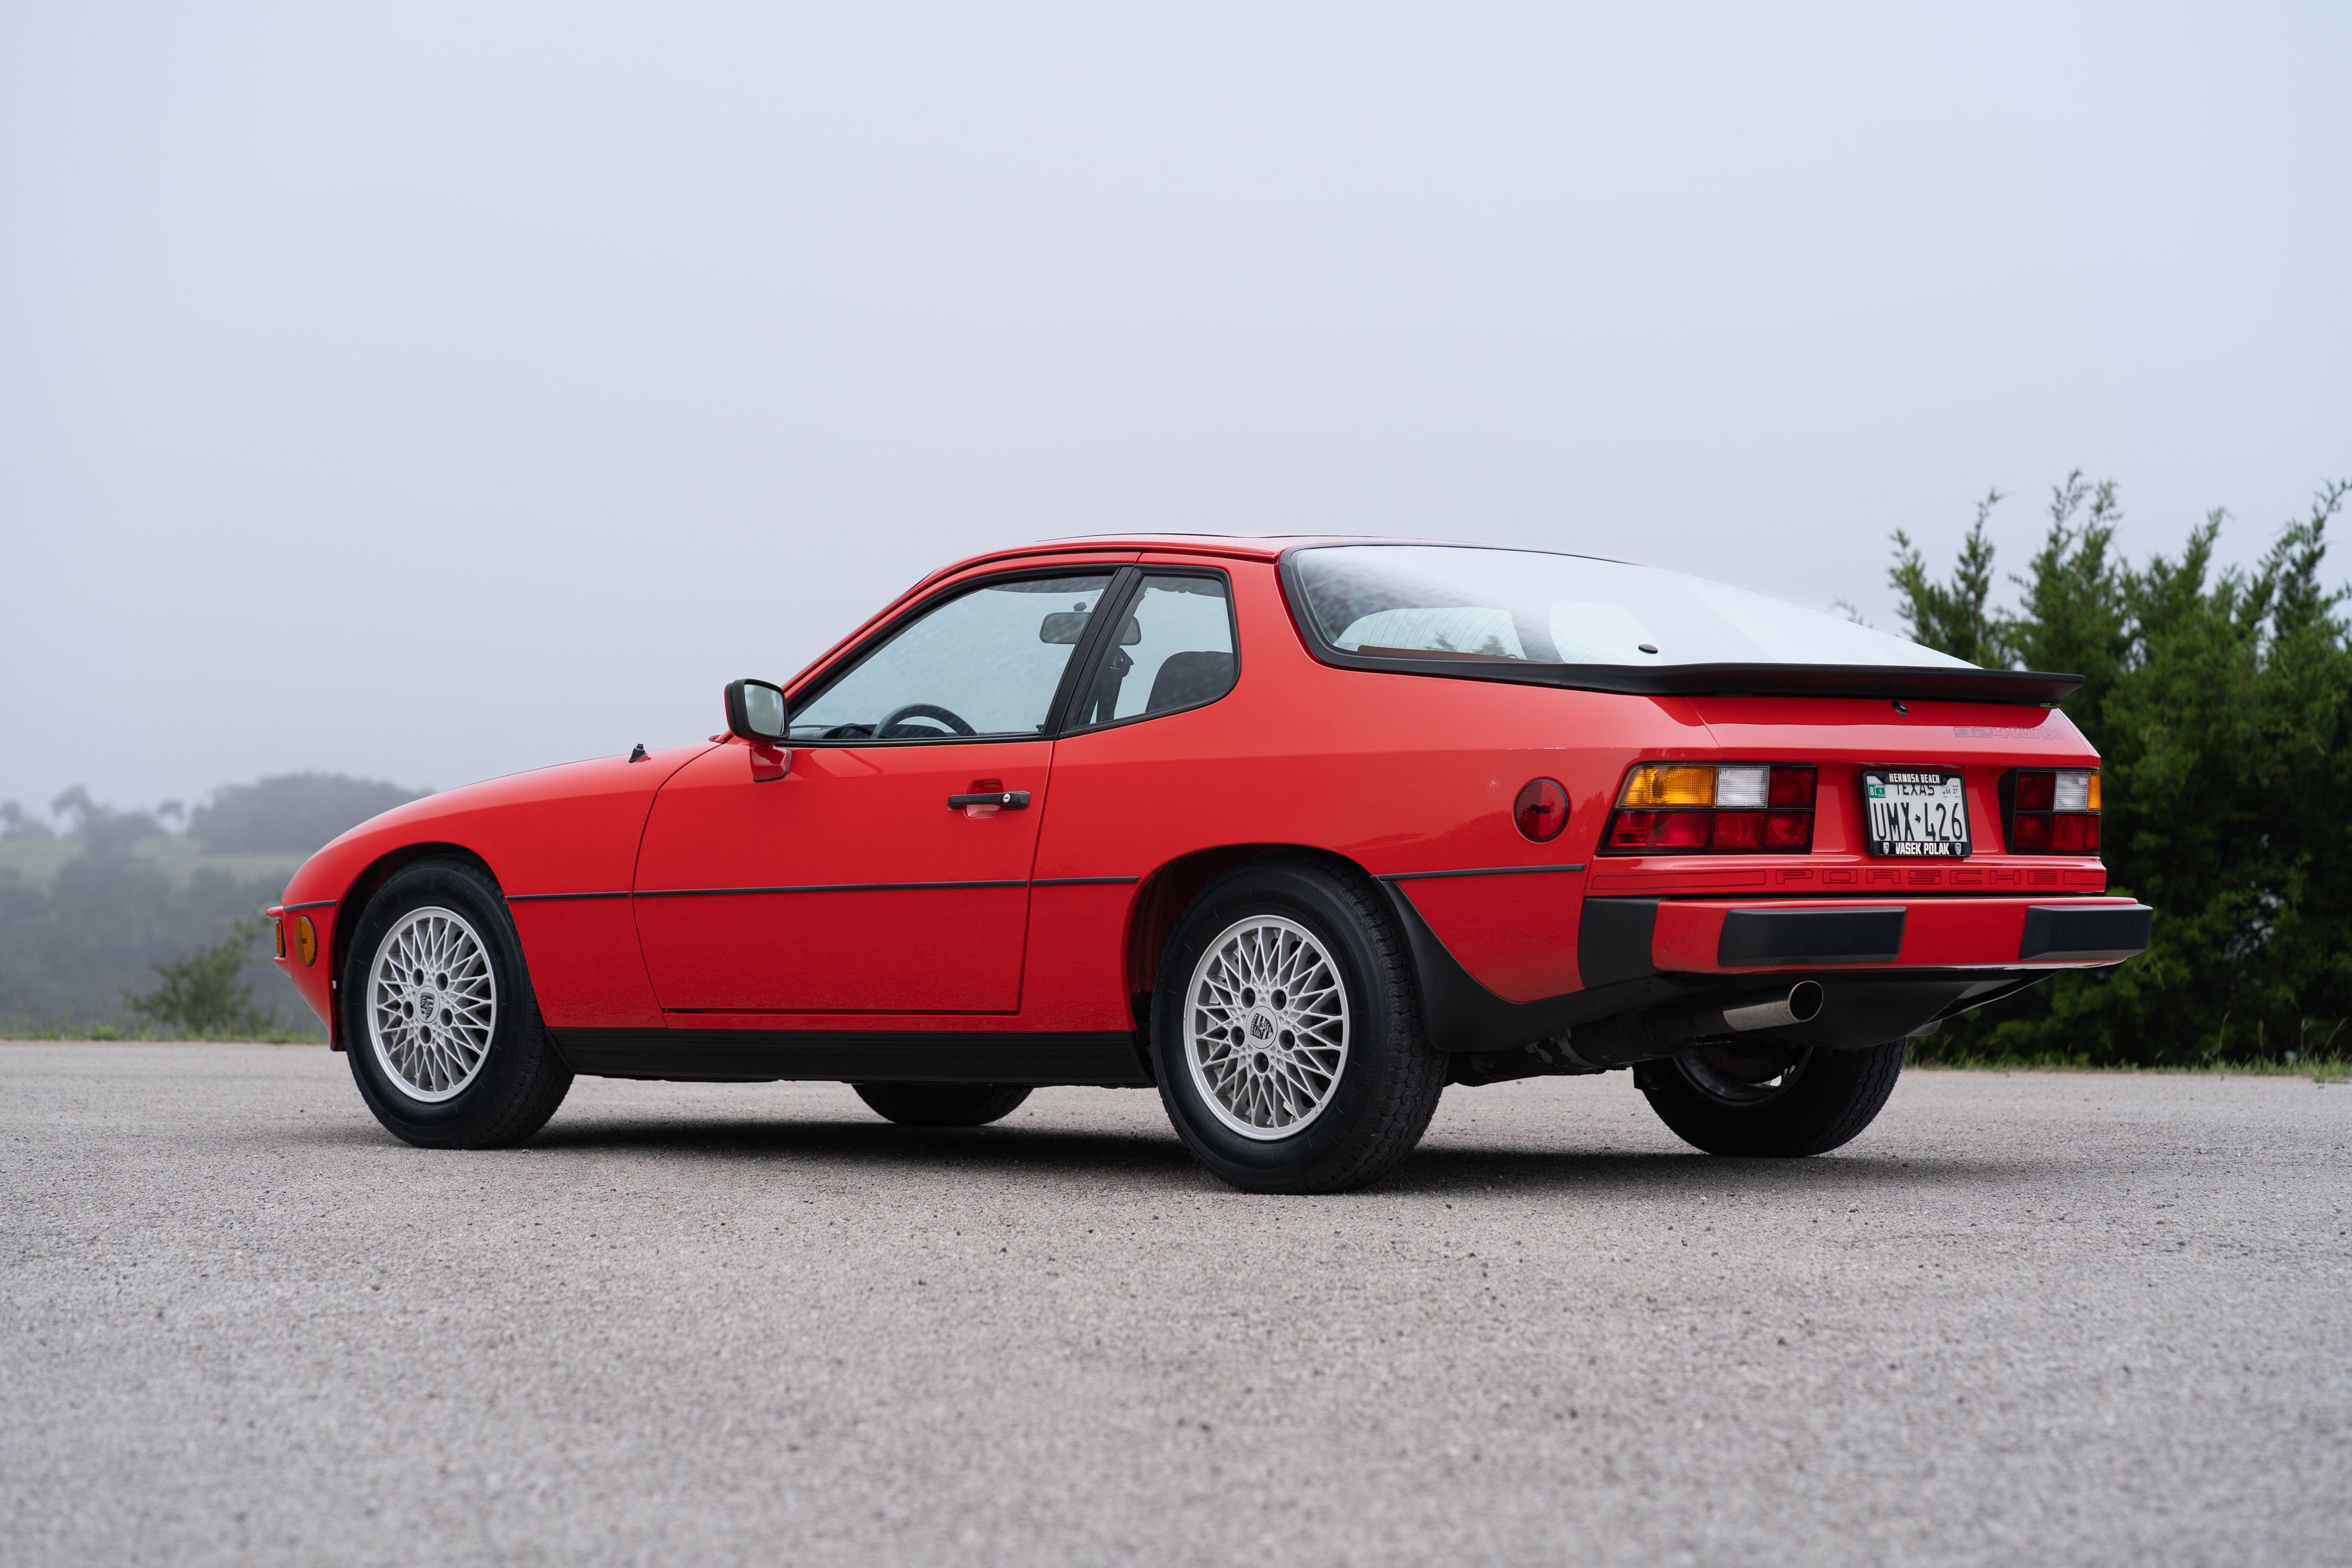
[1720, 980, 1824, 1034]
[1545, 982, 1835, 1068]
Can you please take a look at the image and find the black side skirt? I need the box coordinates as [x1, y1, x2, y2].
[552, 1028, 1152, 1086]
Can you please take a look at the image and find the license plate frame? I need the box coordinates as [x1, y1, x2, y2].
[1862, 768, 1972, 858]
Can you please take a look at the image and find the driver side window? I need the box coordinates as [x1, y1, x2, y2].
[789, 574, 1114, 741]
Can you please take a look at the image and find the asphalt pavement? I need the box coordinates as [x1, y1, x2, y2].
[3, 1042, 2347, 1566]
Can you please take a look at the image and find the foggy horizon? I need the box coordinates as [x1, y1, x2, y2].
[5, 3, 2347, 815]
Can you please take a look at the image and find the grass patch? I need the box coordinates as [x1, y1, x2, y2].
[0, 1022, 328, 1045]
[1907, 1044, 2349, 1083]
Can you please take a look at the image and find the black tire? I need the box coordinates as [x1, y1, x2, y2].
[1639, 1038, 1905, 1157]
[853, 1083, 1031, 1127]
[339, 857, 573, 1149]
[1150, 857, 1446, 1194]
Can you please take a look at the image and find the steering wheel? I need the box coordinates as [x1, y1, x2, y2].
[876, 702, 977, 739]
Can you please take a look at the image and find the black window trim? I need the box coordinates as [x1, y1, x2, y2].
[1057, 564, 1241, 737]
[783, 564, 1136, 748]
[1272, 544, 2084, 707]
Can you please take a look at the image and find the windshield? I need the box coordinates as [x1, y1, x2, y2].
[1288, 545, 1972, 670]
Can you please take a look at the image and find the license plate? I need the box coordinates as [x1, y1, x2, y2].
[1863, 769, 1970, 857]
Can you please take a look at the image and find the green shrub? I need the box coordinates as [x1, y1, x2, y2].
[1893, 474, 2351, 1065]
[127, 919, 275, 1039]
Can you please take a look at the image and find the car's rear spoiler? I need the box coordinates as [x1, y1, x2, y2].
[1311, 655, 2083, 706]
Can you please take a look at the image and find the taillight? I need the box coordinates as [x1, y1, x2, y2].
[1602, 763, 1817, 854]
[2004, 768, 2100, 854]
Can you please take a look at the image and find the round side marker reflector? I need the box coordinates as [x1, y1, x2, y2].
[294, 915, 318, 967]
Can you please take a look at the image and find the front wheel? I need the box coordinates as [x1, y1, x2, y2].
[339, 857, 572, 1148]
[1151, 857, 1446, 1193]
[1639, 1037, 1904, 1157]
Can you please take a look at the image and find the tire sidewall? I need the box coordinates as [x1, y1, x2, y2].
[1642, 1039, 1905, 1158]
[1150, 861, 1409, 1186]
[340, 860, 543, 1146]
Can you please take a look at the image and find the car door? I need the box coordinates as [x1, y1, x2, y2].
[633, 566, 1128, 1015]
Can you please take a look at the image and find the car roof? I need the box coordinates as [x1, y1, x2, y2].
[928, 533, 1619, 573]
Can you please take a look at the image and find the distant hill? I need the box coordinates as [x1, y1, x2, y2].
[1, 771, 427, 1034]
[188, 773, 423, 854]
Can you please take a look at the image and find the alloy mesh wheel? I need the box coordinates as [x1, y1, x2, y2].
[366, 905, 498, 1102]
[1182, 915, 1350, 1141]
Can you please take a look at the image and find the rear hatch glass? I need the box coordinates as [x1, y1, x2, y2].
[1288, 544, 1967, 672]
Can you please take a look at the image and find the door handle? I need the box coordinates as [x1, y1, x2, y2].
[948, 790, 1030, 810]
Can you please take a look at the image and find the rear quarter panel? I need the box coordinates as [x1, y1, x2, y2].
[1031, 558, 1699, 1019]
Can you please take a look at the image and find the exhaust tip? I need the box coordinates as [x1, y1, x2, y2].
[1786, 980, 1825, 1025]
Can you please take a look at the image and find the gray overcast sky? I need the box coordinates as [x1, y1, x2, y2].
[3, 2, 2346, 814]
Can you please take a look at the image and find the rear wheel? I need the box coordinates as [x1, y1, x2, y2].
[1151, 857, 1446, 1193]
[1639, 1036, 1904, 1157]
[853, 1083, 1031, 1128]
[340, 858, 572, 1148]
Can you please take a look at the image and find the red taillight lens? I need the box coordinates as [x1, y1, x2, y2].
[2050, 814, 2098, 852]
[1514, 778, 1569, 842]
[2005, 768, 2100, 855]
[1600, 763, 1817, 854]
[1653, 811, 1709, 848]
[1710, 811, 1765, 850]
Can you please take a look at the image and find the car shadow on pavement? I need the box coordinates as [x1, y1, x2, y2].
[529, 1115, 1210, 1181]
[1380, 1145, 2016, 1198]
[276, 1115, 2013, 1196]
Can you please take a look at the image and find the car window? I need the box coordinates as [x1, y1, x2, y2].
[1290, 545, 1972, 669]
[790, 574, 1115, 741]
[1071, 574, 1236, 727]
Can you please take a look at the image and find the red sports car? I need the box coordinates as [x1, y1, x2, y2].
[270, 536, 2147, 1192]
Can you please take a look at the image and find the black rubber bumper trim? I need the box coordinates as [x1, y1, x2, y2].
[1577, 898, 1661, 988]
[1718, 907, 1906, 967]
[2019, 903, 2153, 961]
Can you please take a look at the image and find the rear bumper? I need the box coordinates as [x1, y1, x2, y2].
[1385, 886, 2151, 1058]
[1586, 895, 2151, 982]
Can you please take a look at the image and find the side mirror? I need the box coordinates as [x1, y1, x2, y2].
[724, 678, 789, 743]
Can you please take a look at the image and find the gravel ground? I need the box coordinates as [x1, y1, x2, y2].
[2, 1042, 2347, 1566]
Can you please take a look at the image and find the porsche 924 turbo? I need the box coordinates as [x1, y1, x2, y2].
[268, 537, 2149, 1192]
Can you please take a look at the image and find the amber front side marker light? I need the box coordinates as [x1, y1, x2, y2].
[294, 915, 318, 967]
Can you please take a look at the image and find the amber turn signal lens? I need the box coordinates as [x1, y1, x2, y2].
[272, 919, 286, 959]
[294, 915, 318, 967]
[1619, 764, 1715, 808]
